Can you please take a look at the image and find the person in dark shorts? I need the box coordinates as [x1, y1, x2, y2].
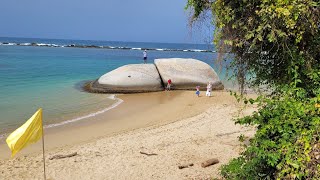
[143, 50, 147, 64]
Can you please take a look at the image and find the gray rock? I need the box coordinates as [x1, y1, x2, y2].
[154, 58, 224, 90]
[89, 64, 164, 93]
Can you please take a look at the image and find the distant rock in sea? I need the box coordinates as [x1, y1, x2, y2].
[86, 58, 224, 93]
[88, 64, 164, 93]
[154, 58, 224, 90]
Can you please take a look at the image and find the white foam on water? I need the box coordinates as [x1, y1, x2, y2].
[0, 41, 215, 53]
[36, 43, 47, 46]
[44, 96, 123, 128]
[51, 44, 59, 47]
[0, 96, 124, 140]
[1, 43, 16, 46]
[191, 49, 205, 52]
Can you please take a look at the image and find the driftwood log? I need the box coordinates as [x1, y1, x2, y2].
[49, 152, 78, 160]
[201, 158, 219, 168]
[139, 151, 158, 156]
[178, 163, 194, 169]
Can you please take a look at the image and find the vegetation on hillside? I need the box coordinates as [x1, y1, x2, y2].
[186, 0, 320, 179]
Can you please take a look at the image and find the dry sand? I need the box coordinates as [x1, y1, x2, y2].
[0, 91, 256, 180]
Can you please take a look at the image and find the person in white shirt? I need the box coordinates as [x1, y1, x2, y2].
[143, 50, 147, 64]
[206, 82, 212, 97]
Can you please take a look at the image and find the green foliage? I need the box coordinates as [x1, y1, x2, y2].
[186, 0, 320, 93]
[222, 87, 320, 179]
[185, 0, 211, 19]
[186, 1, 320, 179]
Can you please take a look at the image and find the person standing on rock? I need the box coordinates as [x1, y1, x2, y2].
[143, 50, 147, 64]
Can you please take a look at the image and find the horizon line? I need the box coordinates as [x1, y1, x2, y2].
[0, 36, 214, 46]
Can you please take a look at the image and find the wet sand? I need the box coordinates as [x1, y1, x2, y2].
[0, 90, 257, 179]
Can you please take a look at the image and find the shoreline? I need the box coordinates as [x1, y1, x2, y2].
[0, 90, 257, 179]
[0, 90, 229, 159]
[0, 94, 122, 141]
[44, 95, 123, 128]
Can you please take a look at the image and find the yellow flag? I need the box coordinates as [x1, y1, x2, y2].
[6, 108, 43, 157]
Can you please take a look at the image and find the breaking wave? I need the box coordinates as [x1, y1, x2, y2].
[0, 41, 216, 53]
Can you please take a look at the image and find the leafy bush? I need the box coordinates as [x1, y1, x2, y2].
[186, 1, 320, 179]
[186, 0, 320, 94]
[221, 86, 320, 179]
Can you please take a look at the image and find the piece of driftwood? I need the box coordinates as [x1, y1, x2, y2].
[49, 152, 78, 160]
[201, 158, 219, 168]
[178, 163, 194, 169]
[139, 151, 157, 156]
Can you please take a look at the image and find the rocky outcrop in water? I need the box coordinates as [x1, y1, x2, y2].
[88, 64, 164, 93]
[86, 58, 224, 93]
[154, 58, 224, 90]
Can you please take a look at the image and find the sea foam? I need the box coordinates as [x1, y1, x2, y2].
[0, 96, 124, 140]
[44, 96, 123, 128]
[0, 41, 215, 53]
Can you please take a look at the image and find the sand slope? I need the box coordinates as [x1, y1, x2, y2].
[0, 91, 256, 180]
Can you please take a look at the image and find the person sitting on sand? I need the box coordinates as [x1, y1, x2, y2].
[166, 79, 172, 91]
[196, 85, 200, 97]
[206, 82, 212, 97]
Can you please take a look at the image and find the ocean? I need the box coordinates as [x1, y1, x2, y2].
[0, 37, 228, 137]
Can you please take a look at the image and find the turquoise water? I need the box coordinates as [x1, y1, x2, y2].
[0, 37, 229, 135]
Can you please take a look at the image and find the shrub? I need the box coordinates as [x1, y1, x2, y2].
[221, 87, 320, 179]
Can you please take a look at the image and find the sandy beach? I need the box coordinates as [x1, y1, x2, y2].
[0, 91, 256, 179]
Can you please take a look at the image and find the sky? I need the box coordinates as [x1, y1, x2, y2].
[0, 0, 214, 44]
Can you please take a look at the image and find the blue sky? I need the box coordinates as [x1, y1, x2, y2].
[0, 0, 213, 43]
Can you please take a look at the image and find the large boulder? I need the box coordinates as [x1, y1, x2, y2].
[154, 58, 224, 90]
[89, 64, 163, 93]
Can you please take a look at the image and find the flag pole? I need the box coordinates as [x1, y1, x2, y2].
[41, 123, 46, 180]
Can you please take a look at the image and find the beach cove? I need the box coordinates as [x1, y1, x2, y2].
[2, 0, 318, 178]
[0, 38, 233, 135]
[0, 37, 251, 179]
[0, 90, 256, 179]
